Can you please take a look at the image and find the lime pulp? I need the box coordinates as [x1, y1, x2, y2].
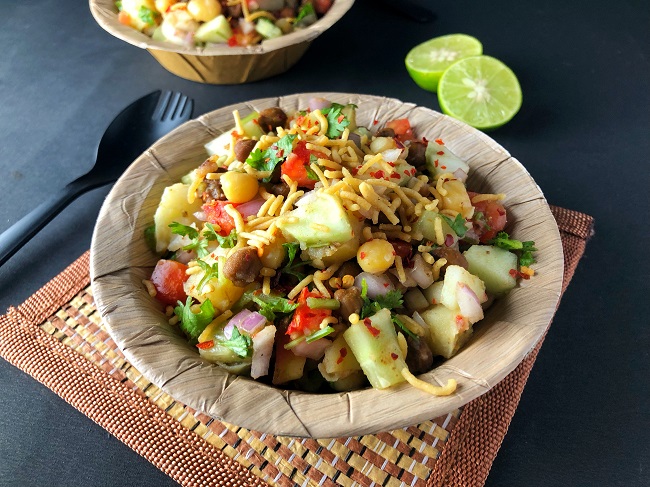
[437, 55, 523, 130]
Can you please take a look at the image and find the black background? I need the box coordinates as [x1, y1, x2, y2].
[1, 1, 648, 486]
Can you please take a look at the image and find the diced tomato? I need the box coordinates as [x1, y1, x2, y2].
[150, 259, 189, 306]
[385, 119, 415, 142]
[286, 287, 331, 336]
[202, 201, 240, 236]
[281, 140, 327, 189]
[117, 10, 132, 27]
[313, 0, 334, 15]
[470, 193, 507, 242]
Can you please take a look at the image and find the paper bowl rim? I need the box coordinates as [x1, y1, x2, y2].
[89, 0, 355, 56]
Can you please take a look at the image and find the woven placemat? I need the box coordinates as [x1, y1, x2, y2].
[0, 206, 593, 487]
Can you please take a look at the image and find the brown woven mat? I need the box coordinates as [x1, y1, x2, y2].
[0, 206, 593, 487]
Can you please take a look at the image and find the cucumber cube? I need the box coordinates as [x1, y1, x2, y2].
[420, 304, 472, 358]
[195, 15, 232, 43]
[463, 245, 518, 295]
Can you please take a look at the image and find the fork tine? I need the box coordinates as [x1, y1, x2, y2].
[151, 90, 171, 121]
[162, 91, 181, 121]
[173, 94, 188, 120]
[182, 98, 194, 119]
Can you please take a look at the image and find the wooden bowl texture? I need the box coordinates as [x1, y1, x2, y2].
[89, 0, 355, 84]
[90, 93, 564, 437]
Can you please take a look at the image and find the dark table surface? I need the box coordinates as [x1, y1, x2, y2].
[1, 1, 649, 486]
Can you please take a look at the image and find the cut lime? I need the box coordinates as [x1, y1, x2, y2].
[405, 34, 483, 92]
[438, 55, 522, 130]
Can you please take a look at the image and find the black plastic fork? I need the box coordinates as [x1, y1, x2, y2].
[0, 90, 194, 267]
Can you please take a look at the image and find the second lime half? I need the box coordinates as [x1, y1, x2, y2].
[405, 34, 483, 92]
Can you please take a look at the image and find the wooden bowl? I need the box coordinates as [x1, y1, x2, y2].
[89, 0, 354, 84]
[90, 93, 564, 437]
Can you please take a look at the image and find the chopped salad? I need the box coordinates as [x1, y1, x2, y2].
[145, 98, 536, 395]
[116, 0, 333, 47]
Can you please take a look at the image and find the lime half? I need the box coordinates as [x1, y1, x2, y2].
[438, 55, 522, 130]
[405, 34, 483, 92]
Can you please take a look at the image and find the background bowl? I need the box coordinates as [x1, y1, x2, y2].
[89, 0, 355, 84]
[90, 93, 564, 438]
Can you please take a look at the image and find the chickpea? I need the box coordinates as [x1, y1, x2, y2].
[356, 239, 396, 274]
[219, 171, 259, 203]
[187, 0, 221, 22]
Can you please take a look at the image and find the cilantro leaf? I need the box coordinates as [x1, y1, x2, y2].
[221, 327, 252, 358]
[440, 214, 469, 238]
[321, 103, 350, 139]
[169, 222, 199, 240]
[375, 290, 404, 310]
[392, 315, 417, 339]
[490, 232, 537, 266]
[138, 6, 157, 25]
[195, 259, 220, 292]
[204, 223, 237, 249]
[169, 222, 210, 257]
[252, 293, 298, 321]
[295, 2, 315, 23]
[359, 279, 404, 319]
[174, 297, 214, 343]
[245, 134, 296, 181]
[280, 242, 310, 281]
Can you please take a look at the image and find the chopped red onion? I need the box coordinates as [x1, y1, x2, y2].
[193, 211, 206, 221]
[291, 338, 332, 360]
[456, 283, 484, 324]
[405, 254, 434, 289]
[308, 97, 331, 111]
[381, 148, 403, 163]
[224, 309, 267, 338]
[251, 325, 276, 379]
[453, 168, 468, 182]
[354, 272, 395, 299]
[236, 198, 265, 218]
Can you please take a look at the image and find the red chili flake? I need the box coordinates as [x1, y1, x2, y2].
[351, 166, 359, 175]
[390, 172, 401, 179]
[455, 315, 465, 326]
[441, 165, 447, 170]
[410, 168, 417, 175]
[337, 115, 345, 123]
[374, 170, 385, 179]
[295, 115, 305, 125]
[445, 234, 455, 247]
[336, 347, 348, 364]
[383, 282, 390, 287]
[509, 269, 530, 280]
[390, 352, 399, 360]
[435, 138, 444, 145]
[434, 159, 439, 167]
[387, 161, 396, 167]
[196, 340, 214, 350]
[403, 169, 410, 176]
[363, 318, 380, 337]
[227, 35, 238, 47]
[360, 252, 367, 259]
[373, 119, 379, 125]
[431, 298, 437, 304]
[437, 150, 445, 155]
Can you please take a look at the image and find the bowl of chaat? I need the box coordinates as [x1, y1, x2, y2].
[90, 92, 564, 437]
[89, 0, 354, 83]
